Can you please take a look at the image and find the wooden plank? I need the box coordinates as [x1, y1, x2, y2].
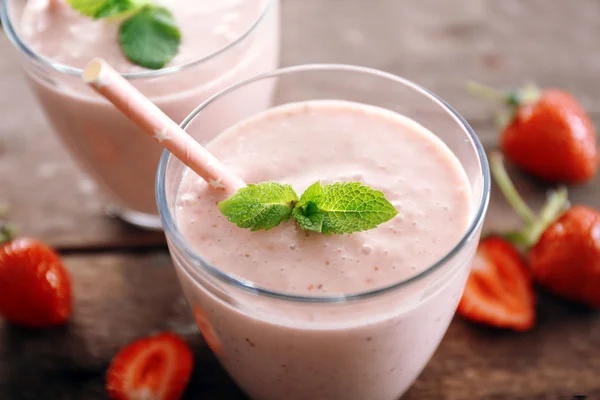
[0, 252, 597, 399]
[283, 0, 600, 119]
[407, 294, 600, 399]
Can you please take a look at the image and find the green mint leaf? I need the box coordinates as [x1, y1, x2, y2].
[292, 181, 325, 232]
[119, 6, 181, 69]
[218, 182, 298, 231]
[67, 0, 111, 17]
[94, 0, 146, 19]
[301, 181, 398, 235]
[67, 0, 144, 18]
[293, 201, 325, 232]
[295, 181, 324, 208]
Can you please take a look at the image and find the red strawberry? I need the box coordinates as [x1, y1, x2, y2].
[0, 237, 72, 327]
[106, 332, 194, 400]
[193, 304, 223, 357]
[490, 153, 600, 308]
[457, 237, 536, 331]
[529, 206, 600, 307]
[470, 83, 598, 183]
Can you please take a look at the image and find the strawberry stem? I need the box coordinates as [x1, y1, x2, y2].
[525, 187, 568, 246]
[467, 81, 508, 105]
[490, 153, 536, 225]
[0, 224, 16, 244]
[490, 153, 569, 248]
[0, 205, 16, 244]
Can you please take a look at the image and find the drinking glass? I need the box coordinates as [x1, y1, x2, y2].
[157, 65, 490, 400]
[1, 0, 280, 229]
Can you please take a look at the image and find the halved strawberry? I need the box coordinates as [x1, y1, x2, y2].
[106, 332, 194, 400]
[457, 237, 536, 331]
[193, 304, 223, 357]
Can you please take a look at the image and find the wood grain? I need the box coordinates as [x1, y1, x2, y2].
[0, 253, 246, 400]
[0, 253, 597, 399]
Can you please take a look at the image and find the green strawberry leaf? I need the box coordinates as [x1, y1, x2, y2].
[218, 182, 298, 231]
[118, 6, 181, 70]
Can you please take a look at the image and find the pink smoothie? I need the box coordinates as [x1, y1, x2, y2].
[173, 100, 476, 399]
[14, 0, 279, 224]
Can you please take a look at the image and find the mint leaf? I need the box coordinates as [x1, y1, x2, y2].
[296, 181, 324, 208]
[67, 0, 110, 17]
[292, 181, 325, 232]
[293, 201, 325, 232]
[218, 182, 298, 231]
[95, 0, 146, 19]
[67, 0, 144, 18]
[298, 181, 398, 235]
[218, 180, 398, 235]
[119, 6, 181, 70]
[68, 0, 180, 69]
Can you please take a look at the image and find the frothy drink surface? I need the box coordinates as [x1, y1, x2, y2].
[176, 100, 471, 295]
[20, 0, 260, 72]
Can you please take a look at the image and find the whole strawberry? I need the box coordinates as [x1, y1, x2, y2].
[490, 153, 600, 309]
[470, 83, 598, 183]
[0, 236, 72, 327]
[529, 206, 600, 307]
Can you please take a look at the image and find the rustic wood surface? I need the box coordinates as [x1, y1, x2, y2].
[1, 0, 600, 398]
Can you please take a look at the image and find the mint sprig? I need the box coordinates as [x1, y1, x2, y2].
[218, 182, 298, 231]
[68, 0, 180, 70]
[219, 181, 398, 235]
[67, 0, 146, 19]
[119, 7, 181, 69]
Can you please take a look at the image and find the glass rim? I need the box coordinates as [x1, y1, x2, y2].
[0, 0, 276, 80]
[156, 64, 491, 304]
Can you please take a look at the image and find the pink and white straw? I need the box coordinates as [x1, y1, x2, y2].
[82, 58, 245, 193]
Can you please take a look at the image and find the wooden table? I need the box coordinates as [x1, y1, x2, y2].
[1, 0, 600, 398]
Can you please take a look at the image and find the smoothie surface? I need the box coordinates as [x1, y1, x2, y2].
[175, 100, 472, 296]
[19, 0, 265, 72]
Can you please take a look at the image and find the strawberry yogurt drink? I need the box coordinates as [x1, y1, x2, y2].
[158, 65, 490, 399]
[1, 0, 279, 229]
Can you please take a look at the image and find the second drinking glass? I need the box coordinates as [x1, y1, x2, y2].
[1, 0, 280, 229]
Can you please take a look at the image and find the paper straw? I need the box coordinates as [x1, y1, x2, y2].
[82, 58, 245, 193]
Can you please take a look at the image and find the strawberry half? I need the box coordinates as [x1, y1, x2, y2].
[457, 237, 536, 331]
[0, 237, 72, 328]
[106, 332, 194, 400]
[193, 305, 223, 357]
[529, 206, 600, 307]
